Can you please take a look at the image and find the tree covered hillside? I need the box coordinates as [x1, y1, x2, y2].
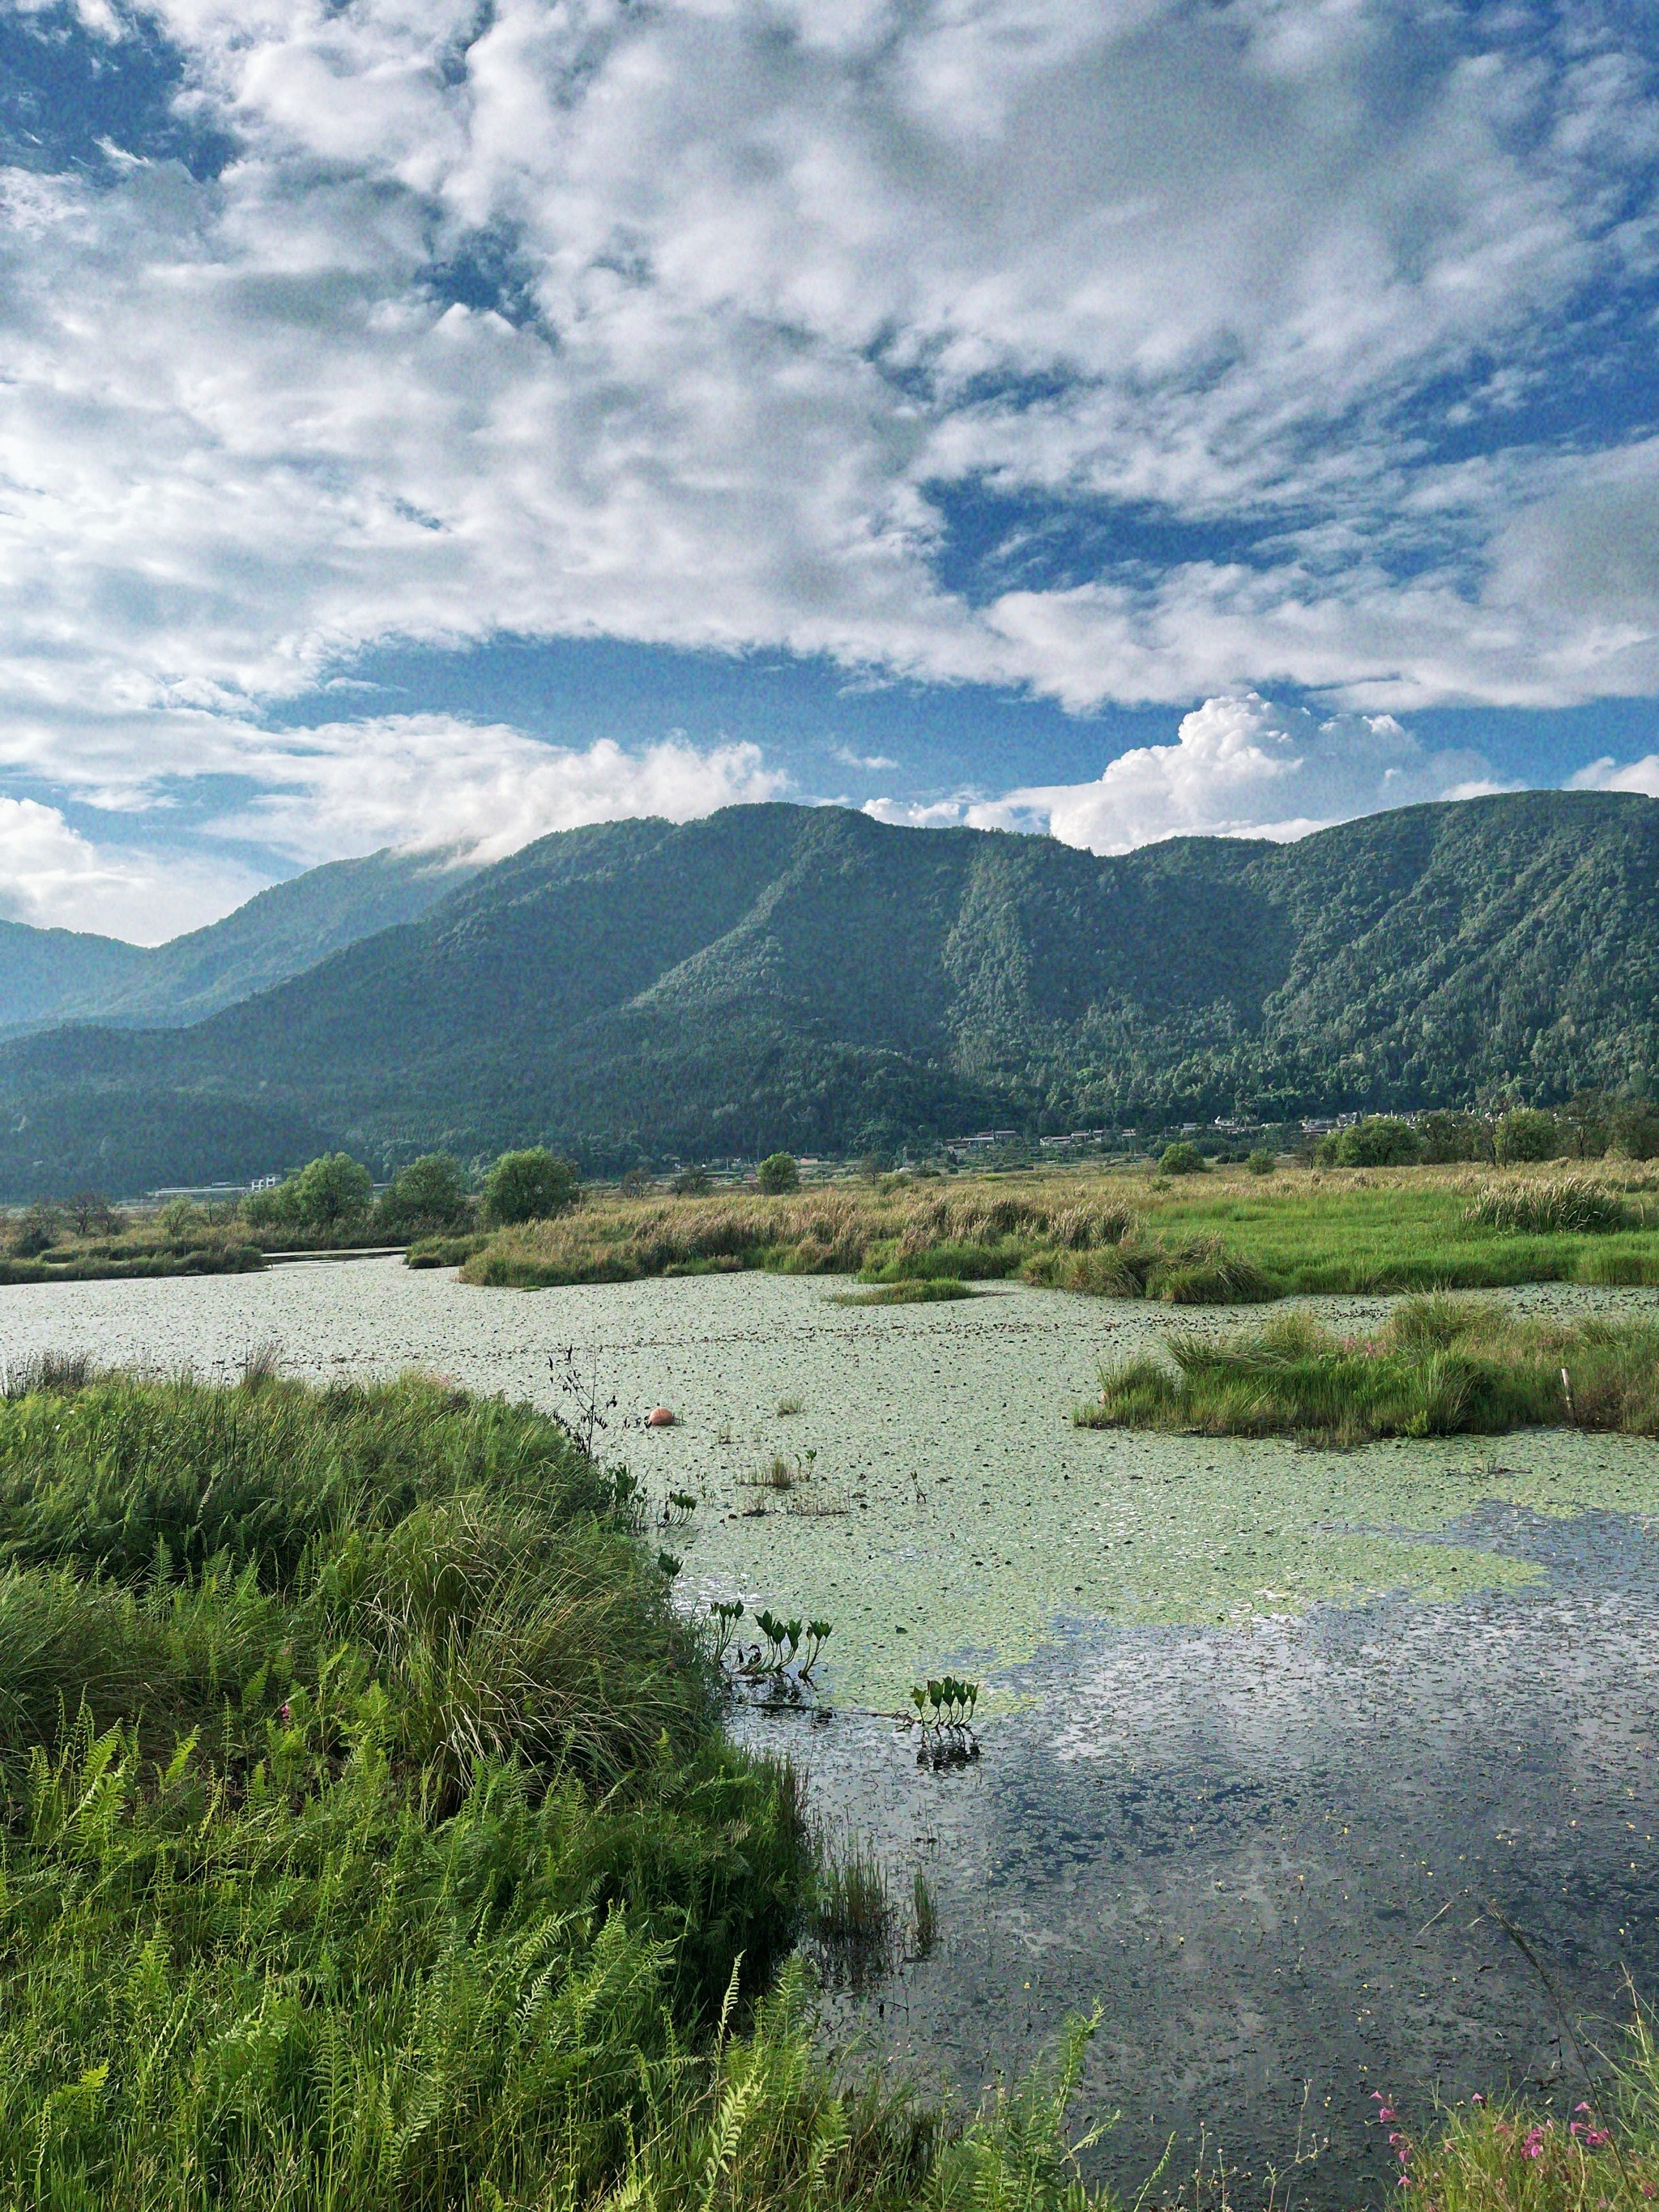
[0, 791, 1654, 1192]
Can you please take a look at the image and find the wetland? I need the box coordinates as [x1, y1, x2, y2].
[5, 1257, 1659, 2206]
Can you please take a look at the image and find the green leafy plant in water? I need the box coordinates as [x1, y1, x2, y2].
[706, 1598, 745, 1664]
[662, 1489, 698, 1528]
[657, 1549, 682, 1579]
[908, 1675, 980, 1767]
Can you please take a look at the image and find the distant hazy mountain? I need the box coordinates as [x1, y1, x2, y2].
[0, 792, 1654, 1196]
[0, 846, 477, 1038]
[0, 921, 151, 1037]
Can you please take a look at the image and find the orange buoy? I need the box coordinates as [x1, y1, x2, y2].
[647, 1407, 676, 1427]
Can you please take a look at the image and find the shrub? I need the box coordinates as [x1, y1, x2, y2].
[1493, 1106, 1559, 1163]
[6, 1202, 58, 1259]
[672, 1168, 713, 1196]
[1246, 1149, 1277, 1176]
[1158, 1141, 1205, 1176]
[1317, 1116, 1423, 1167]
[374, 1152, 472, 1237]
[1418, 1109, 1494, 1164]
[757, 1151, 801, 1194]
[483, 1147, 581, 1225]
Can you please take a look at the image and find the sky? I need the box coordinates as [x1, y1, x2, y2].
[2, 0, 1658, 943]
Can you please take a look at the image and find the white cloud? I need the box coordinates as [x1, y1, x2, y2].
[207, 716, 790, 864]
[1568, 752, 1659, 799]
[0, 798, 260, 944]
[0, 0, 1654, 901]
[866, 693, 1495, 851]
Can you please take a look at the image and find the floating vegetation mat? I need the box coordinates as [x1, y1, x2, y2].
[7, 1265, 1659, 1715]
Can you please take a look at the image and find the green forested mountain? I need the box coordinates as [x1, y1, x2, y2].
[1, 791, 1656, 1194]
[0, 846, 476, 1038]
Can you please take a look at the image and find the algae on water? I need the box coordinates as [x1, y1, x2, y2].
[2, 1263, 1657, 1714]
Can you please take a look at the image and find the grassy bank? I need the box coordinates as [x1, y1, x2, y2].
[1388, 2008, 1659, 2212]
[0, 1226, 264, 1285]
[0, 1362, 1109, 2210]
[1080, 1297, 1659, 1443]
[456, 1163, 1659, 1304]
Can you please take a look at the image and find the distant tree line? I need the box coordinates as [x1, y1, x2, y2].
[1311, 1091, 1659, 1169]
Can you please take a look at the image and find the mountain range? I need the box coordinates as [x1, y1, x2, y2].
[0, 791, 1653, 1197]
[0, 846, 475, 1038]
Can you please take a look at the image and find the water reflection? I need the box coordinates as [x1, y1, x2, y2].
[762, 1507, 1659, 2209]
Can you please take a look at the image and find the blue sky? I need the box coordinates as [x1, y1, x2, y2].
[1, 0, 1657, 940]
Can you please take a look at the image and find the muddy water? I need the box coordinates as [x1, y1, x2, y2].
[3, 1262, 1657, 2204]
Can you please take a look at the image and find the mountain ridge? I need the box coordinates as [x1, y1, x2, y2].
[0, 791, 1653, 1196]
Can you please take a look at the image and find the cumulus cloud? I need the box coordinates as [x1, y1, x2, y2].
[1568, 752, 1659, 799]
[209, 718, 790, 863]
[0, 798, 260, 944]
[0, 0, 1657, 911]
[866, 693, 1495, 852]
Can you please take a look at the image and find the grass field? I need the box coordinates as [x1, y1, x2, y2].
[1081, 1296, 1659, 1443]
[0, 1360, 1113, 2210]
[457, 1161, 1659, 1303]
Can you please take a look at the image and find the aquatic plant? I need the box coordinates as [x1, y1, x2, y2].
[776, 1395, 804, 1415]
[810, 1838, 895, 1988]
[548, 1343, 617, 1455]
[658, 1549, 683, 1579]
[662, 1488, 699, 1527]
[912, 1869, 938, 1958]
[706, 1597, 746, 1663]
[908, 1675, 981, 1767]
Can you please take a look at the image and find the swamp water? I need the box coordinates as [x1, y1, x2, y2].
[6, 1262, 1659, 2205]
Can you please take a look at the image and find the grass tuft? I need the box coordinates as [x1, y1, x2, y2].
[1081, 1297, 1659, 1443]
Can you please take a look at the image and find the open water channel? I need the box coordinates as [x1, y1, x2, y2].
[5, 1259, 1658, 2206]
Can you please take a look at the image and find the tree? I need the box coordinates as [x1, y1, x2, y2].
[1317, 1117, 1423, 1168]
[672, 1168, 712, 1196]
[619, 1166, 652, 1198]
[288, 1153, 374, 1227]
[1609, 1097, 1659, 1161]
[66, 1191, 117, 1237]
[1246, 1149, 1277, 1176]
[757, 1152, 800, 1194]
[376, 1153, 471, 1236]
[1159, 1141, 1205, 1176]
[483, 1149, 581, 1226]
[1494, 1107, 1559, 1164]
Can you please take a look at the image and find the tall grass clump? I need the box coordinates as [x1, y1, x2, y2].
[1080, 1298, 1659, 1443]
[0, 1365, 1113, 2211]
[1465, 1179, 1637, 1234]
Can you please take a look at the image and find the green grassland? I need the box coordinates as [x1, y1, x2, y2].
[0, 1361, 1108, 2211]
[459, 1161, 1659, 1303]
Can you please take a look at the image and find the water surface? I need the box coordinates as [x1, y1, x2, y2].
[4, 1262, 1657, 2203]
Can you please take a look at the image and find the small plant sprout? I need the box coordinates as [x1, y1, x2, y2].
[607, 1466, 646, 1532]
[911, 1868, 938, 1958]
[776, 1396, 804, 1417]
[548, 1346, 617, 1456]
[797, 1620, 834, 1680]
